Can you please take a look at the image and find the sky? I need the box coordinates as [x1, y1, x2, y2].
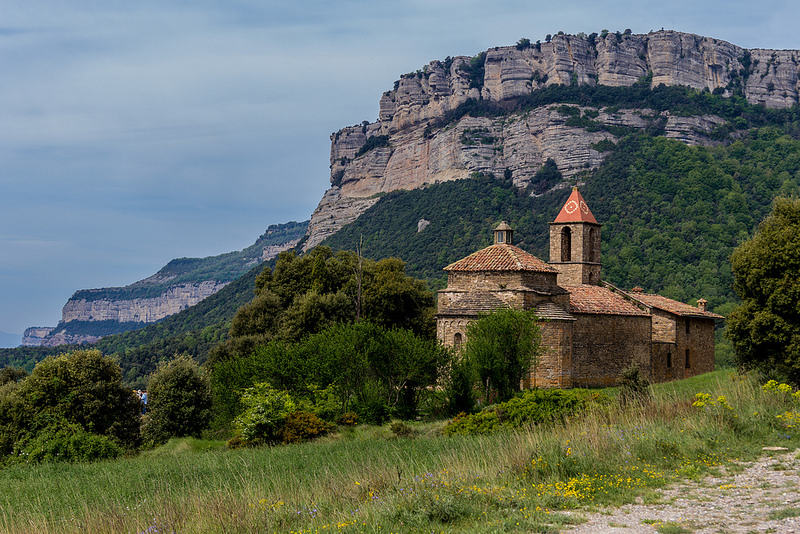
[0, 0, 797, 346]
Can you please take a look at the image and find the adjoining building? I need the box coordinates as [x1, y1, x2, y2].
[436, 188, 723, 388]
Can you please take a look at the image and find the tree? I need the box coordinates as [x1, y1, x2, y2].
[463, 308, 542, 403]
[16, 349, 141, 446]
[0, 349, 140, 460]
[727, 197, 800, 382]
[143, 354, 212, 443]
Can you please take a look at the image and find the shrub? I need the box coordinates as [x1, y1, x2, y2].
[9, 418, 121, 464]
[280, 411, 334, 444]
[617, 363, 652, 406]
[390, 420, 415, 437]
[143, 354, 212, 444]
[336, 412, 359, 426]
[444, 389, 600, 435]
[234, 383, 297, 444]
[11, 349, 140, 450]
[355, 135, 390, 158]
[444, 410, 502, 435]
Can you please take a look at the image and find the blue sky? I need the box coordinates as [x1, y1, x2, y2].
[0, 0, 796, 346]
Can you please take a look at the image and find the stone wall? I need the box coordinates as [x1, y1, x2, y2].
[571, 313, 652, 387]
[685, 318, 716, 377]
[436, 316, 471, 349]
[445, 270, 558, 292]
[527, 319, 574, 388]
[651, 309, 677, 343]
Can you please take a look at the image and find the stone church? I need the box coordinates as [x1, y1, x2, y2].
[436, 188, 723, 388]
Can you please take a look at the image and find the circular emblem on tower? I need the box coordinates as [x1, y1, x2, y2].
[564, 200, 579, 214]
[580, 200, 589, 214]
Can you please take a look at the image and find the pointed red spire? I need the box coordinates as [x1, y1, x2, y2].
[554, 188, 597, 223]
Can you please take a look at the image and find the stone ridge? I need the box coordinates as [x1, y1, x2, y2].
[444, 244, 558, 272]
[305, 30, 800, 250]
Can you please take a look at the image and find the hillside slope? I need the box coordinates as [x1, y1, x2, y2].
[306, 30, 800, 249]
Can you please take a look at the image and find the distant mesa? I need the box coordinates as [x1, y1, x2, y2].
[21, 221, 308, 347]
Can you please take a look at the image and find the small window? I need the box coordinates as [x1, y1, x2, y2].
[666, 351, 672, 369]
[496, 232, 505, 243]
[454, 333, 463, 348]
[685, 319, 690, 335]
[685, 349, 690, 369]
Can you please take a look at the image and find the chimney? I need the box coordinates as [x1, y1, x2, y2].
[697, 298, 707, 312]
[631, 286, 644, 293]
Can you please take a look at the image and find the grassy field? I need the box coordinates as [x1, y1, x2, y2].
[2, 369, 799, 534]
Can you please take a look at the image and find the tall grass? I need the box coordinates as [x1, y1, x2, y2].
[1, 370, 798, 533]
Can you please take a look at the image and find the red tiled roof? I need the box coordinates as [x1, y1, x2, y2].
[628, 292, 724, 319]
[554, 188, 598, 224]
[444, 244, 558, 273]
[565, 285, 650, 316]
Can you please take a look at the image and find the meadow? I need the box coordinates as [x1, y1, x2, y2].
[2, 369, 799, 534]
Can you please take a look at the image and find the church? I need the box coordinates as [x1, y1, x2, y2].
[435, 188, 723, 388]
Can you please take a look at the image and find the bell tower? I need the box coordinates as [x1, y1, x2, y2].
[549, 188, 602, 285]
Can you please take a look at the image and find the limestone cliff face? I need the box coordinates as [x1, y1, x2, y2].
[304, 30, 800, 250]
[21, 327, 54, 347]
[61, 281, 228, 324]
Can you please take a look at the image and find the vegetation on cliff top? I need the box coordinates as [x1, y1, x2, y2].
[70, 220, 307, 302]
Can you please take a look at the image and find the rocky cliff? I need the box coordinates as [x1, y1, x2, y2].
[23, 221, 308, 347]
[305, 30, 800, 249]
[61, 281, 228, 324]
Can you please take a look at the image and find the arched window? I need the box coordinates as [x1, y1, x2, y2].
[589, 227, 599, 262]
[561, 227, 572, 262]
[453, 333, 463, 348]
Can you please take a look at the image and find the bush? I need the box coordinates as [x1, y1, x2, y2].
[143, 354, 212, 444]
[8, 417, 121, 464]
[10, 349, 140, 451]
[336, 412, 359, 426]
[234, 383, 297, 444]
[280, 411, 334, 444]
[444, 410, 502, 436]
[618, 363, 652, 406]
[390, 420, 415, 437]
[444, 389, 600, 435]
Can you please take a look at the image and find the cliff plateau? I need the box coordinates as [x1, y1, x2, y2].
[305, 30, 800, 249]
[24, 221, 308, 347]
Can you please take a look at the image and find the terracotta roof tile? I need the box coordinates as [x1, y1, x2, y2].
[628, 292, 724, 319]
[444, 244, 558, 273]
[565, 284, 650, 316]
[554, 188, 598, 224]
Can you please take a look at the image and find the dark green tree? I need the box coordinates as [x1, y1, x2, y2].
[463, 307, 542, 403]
[727, 197, 800, 382]
[143, 354, 212, 443]
[0, 349, 141, 459]
[0, 367, 27, 386]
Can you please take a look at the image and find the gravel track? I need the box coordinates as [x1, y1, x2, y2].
[563, 449, 800, 533]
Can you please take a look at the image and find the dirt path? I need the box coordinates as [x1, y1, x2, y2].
[563, 449, 800, 533]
